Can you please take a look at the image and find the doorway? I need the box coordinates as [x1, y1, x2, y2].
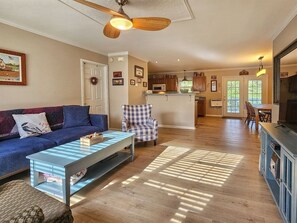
[80, 59, 109, 115]
[222, 75, 268, 118]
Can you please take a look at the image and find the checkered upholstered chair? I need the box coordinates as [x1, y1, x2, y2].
[122, 104, 158, 146]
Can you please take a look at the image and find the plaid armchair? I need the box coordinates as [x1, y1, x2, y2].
[122, 104, 158, 145]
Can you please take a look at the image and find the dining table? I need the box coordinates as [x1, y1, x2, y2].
[252, 104, 273, 131]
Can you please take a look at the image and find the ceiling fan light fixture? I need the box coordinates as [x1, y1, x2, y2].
[110, 16, 133, 30]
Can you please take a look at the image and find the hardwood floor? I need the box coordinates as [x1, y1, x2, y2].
[3, 117, 282, 222]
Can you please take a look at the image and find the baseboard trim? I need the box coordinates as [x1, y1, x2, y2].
[205, 114, 223, 117]
[158, 124, 195, 130]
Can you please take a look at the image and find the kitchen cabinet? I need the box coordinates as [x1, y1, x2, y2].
[193, 76, 206, 92]
[196, 97, 206, 117]
[148, 75, 177, 91]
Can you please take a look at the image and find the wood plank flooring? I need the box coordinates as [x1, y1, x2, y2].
[2, 117, 282, 222]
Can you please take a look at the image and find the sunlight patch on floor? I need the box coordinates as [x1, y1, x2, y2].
[144, 146, 190, 172]
[142, 146, 243, 222]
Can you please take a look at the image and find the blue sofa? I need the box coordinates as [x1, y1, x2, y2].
[0, 105, 108, 180]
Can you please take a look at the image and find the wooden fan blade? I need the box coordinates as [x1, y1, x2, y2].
[103, 22, 121, 39]
[132, 17, 171, 31]
[74, 0, 124, 17]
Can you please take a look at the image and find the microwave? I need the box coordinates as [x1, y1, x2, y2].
[152, 84, 166, 92]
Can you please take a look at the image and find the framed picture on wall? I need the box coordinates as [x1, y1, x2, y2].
[112, 78, 124, 86]
[143, 82, 147, 87]
[211, 80, 217, 92]
[113, 71, 122, 78]
[130, 79, 135, 85]
[134, 65, 144, 78]
[0, 49, 26, 85]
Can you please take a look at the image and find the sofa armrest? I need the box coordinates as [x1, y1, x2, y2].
[89, 114, 108, 131]
[4, 205, 44, 223]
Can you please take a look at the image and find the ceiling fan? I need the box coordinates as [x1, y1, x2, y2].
[74, 0, 171, 39]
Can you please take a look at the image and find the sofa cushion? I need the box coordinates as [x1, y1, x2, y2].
[0, 109, 22, 141]
[40, 126, 101, 145]
[0, 137, 56, 176]
[23, 106, 64, 130]
[63, 105, 91, 128]
[12, 112, 52, 139]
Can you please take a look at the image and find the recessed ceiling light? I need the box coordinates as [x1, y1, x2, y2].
[155, 61, 158, 63]
[177, 59, 180, 62]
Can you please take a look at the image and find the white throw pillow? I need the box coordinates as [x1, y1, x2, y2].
[12, 112, 52, 139]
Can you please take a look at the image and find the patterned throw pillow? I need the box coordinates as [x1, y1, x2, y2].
[4, 205, 44, 223]
[12, 112, 52, 139]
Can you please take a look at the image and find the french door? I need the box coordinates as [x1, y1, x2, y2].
[222, 75, 267, 117]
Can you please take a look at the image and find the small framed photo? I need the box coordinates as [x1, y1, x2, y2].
[0, 49, 26, 85]
[134, 65, 144, 78]
[112, 78, 124, 86]
[211, 80, 217, 92]
[143, 82, 147, 87]
[113, 71, 122, 78]
[130, 79, 135, 85]
[137, 78, 142, 83]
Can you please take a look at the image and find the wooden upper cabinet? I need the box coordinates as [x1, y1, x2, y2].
[165, 76, 177, 91]
[192, 76, 206, 92]
[148, 75, 177, 91]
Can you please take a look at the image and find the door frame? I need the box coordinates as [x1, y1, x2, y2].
[222, 75, 268, 118]
[80, 59, 109, 116]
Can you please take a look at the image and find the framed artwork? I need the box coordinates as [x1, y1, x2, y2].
[134, 65, 144, 78]
[113, 71, 122, 78]
[143, 82, 147, 87]
[137, 78, 142, 83]
[211, 75, 217, 80]
[112, 78, 124, 86]
[211, 80, 217, 92]
[0, 49, 26, 85]
[130, 79, 135, 85]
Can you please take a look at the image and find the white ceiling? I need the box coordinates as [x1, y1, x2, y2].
[0, 0, 297, 73]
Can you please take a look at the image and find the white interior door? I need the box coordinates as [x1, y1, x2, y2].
[81, 60, 108, 115]
[222, 76, 244, 117]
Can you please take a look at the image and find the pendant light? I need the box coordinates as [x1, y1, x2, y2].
[256, 56, 266, 77]
[182, 70, 187, 81]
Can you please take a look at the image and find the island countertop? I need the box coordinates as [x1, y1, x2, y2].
[146, 93, 196, 129]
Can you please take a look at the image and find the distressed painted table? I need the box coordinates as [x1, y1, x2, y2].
[27, 131, 135, 205]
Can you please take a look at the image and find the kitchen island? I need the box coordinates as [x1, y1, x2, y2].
[146, 93, 196, 129]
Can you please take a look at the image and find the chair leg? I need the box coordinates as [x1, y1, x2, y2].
[154, 140, 157, 146]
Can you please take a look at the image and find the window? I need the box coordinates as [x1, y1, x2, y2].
[248, 80, 262, 105]
[227, 80, 240, 113]
[180, 80, 193, 92]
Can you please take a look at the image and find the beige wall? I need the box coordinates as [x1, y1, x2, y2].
[128, 55, 148, 105]
[0, 22, 107, 110]
[151, 67, 272, 116]
[272, 14, 297, 122]
[108, 54, 148, 129]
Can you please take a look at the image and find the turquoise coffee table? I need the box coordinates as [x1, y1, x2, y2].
[27, 131, 135, 205]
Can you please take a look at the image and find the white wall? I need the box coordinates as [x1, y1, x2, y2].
[0, 22, 107, 110]
[272, 14, 297, 123]
[128, 55, 148, 105]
